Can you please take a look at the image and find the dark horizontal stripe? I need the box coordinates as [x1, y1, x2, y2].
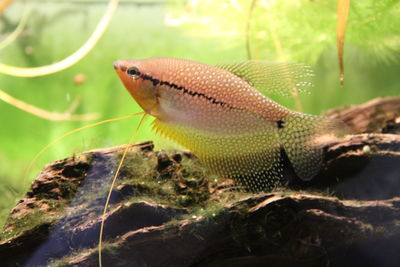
[139, 73, 234, 109]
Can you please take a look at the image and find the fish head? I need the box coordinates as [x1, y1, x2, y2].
[114, 59, 160, 116]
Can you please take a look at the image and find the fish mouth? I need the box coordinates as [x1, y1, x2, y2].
[113, 60, 127, 72]
[113, 61, 119, 70]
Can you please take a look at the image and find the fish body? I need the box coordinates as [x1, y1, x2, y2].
[114, 57, 345, 191]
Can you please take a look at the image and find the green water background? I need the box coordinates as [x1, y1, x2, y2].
[0, 0, 399, 226]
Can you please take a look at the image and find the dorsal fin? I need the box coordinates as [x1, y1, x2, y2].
[216, 61, 314, 97]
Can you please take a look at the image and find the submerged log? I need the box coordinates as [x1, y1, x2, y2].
[69, 194, 400, 267]
[325, 96, 400, 134]
[0, 97, 399, 267]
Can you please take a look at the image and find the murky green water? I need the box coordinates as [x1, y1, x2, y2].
[0, 2, 399, 264]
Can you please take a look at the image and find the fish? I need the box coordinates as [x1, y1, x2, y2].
[113, 57, 346, 192]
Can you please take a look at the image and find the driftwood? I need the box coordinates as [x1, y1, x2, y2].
[0, 97, 399, 267]
[325, 97, 400, 134]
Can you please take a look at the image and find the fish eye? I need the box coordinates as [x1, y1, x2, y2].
[127, 66, 141, 78]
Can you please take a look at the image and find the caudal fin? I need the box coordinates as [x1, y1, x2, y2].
[278, 112, 347, 181]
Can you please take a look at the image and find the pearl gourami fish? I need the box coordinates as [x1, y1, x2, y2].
[114, 57, 345, 191]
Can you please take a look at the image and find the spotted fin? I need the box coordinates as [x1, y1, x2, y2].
[278, 113, 347, 181]
[216, 61, 314, 97]
[152, 118, 283, 192]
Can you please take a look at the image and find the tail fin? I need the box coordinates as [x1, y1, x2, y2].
[278, 112, 347, 181]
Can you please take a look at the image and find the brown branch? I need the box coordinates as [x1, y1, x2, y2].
[325, 96, 400, 133]
[337, 0, 350, 86]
